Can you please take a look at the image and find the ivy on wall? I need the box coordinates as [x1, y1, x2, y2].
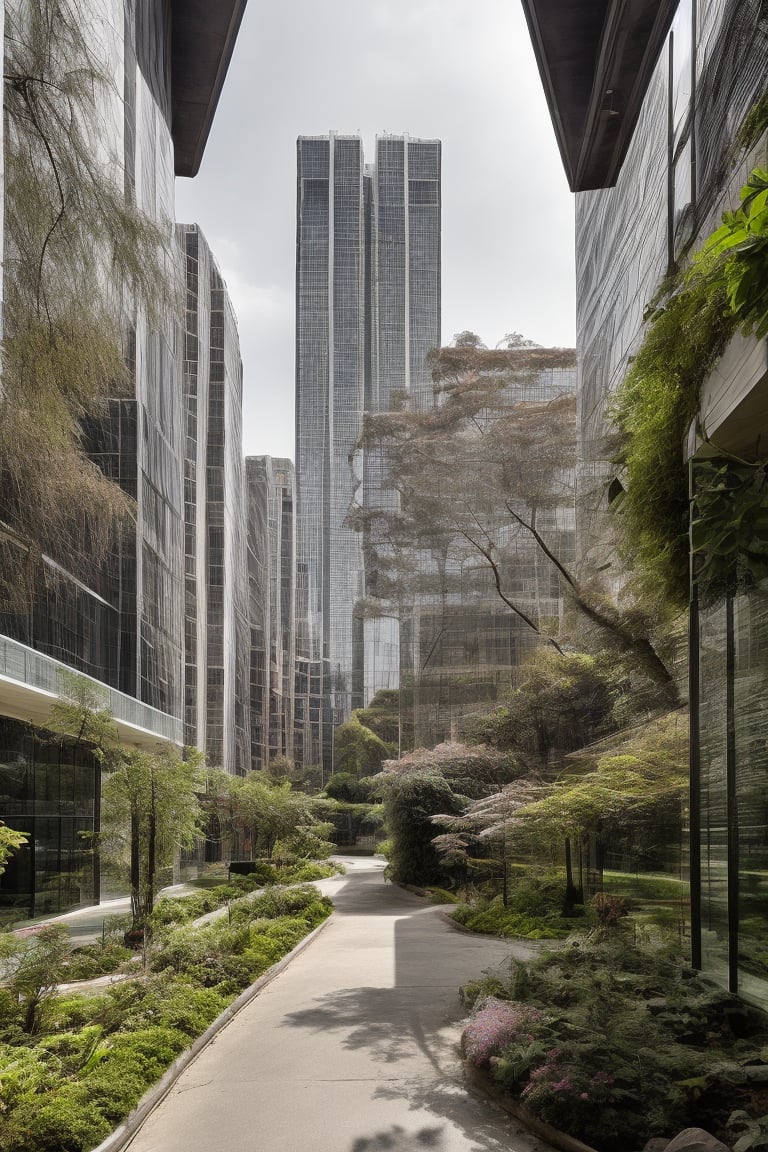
[611, 166, 768, 606]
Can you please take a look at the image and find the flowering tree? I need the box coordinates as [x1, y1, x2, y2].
[432, 777, 546, 905]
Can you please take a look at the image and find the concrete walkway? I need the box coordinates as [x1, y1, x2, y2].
[124, 857, 553, 1152]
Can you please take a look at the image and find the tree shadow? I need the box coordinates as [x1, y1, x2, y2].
[350, 1124, 444, 1151]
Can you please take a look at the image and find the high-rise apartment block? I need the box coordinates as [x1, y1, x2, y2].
[295, 133, 441, 769]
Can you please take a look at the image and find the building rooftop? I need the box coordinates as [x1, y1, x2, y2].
[172, 0, 248, 177]
[520, 0, 679, 191]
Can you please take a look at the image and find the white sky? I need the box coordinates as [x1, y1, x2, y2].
[174, 0, 576, 460]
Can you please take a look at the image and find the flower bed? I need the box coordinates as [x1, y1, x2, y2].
[460, 931, 768, 1151]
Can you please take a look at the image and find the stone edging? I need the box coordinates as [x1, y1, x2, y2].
[90, 913, 334, 1152]
[464, 1063, 600, 1152]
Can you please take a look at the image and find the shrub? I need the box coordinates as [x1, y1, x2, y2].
[450, 902, 577, 939]
[4, 1083, 112, 1152]
[232, 885, 332, 924]
[459, 932, 768, 1151]
[60, 942, 134, 981]
[462, 998, 545, 1068]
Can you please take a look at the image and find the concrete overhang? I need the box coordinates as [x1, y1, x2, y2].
[172, 0, 248, 178]
[520, 0, 679, 191]
[687, 334, 768, 460]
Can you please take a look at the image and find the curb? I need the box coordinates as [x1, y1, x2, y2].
[463, 1064, 600, 1152]
[90, 913, 334, 1152]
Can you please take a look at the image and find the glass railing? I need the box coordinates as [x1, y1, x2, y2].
[0, 634, 183, 746]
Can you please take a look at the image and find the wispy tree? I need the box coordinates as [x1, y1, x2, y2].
[1, 0, 175, 611]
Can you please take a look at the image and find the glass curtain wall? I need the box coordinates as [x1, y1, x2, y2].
[0, 718, 99, 921]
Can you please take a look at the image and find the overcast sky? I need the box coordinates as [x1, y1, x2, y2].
[174, 0, 576, 461]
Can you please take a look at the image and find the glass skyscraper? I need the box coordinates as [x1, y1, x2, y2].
[295, 133, 441, 770]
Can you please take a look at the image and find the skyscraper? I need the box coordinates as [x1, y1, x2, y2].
[179, 223, 251, 776]
[295, 133, 441, 771]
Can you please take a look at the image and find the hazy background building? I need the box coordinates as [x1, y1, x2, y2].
[245, 456, 296, 769]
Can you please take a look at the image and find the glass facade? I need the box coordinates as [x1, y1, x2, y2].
[695, 585, 768, 1009]
[295, 134, 441, 769]
[0, 718, 99, 921]
[573, 0, 768, 1004]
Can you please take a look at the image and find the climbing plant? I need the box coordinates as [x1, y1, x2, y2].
[612, 165, 768, 606]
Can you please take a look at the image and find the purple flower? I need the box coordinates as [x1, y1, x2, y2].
[462, 999, 544, 1068]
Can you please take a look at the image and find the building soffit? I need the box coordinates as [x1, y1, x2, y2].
[520, 0, 680, 192]
[171, 0, 248, 178]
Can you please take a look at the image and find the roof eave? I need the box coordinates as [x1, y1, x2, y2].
[521, 0, 679, 193]
[171, 0, 248, 179]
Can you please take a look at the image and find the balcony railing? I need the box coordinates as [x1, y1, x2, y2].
[0, 634, 183, 748]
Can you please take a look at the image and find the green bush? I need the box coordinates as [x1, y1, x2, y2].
[228, 863, 278, 889]
[450, 901, 578, 939]
[4, 1083, 112, 1152]
[232, 884, 332, 924]
[276, 861, 341, 883]
[60, 942, 134, 981]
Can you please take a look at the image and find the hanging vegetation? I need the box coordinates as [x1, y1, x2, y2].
[0, 0, 175, 611]
[612, 164, 768, 606]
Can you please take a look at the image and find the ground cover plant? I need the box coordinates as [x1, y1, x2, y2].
[0, 885, 333, 1151]
[460, 927, 768, 1151]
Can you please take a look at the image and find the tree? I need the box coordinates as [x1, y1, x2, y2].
[334, 714, 395, 777]
[202, 770, 332, 860]
[324, 773, 374, 803]
[382, 742, 520, 799]
[0, 823, 27, 876]
[375, 741, 520, 886]
[378, 770, 466, 886]
[1, 0, 173, 613]
[0, 925, 70, 1034]
[513, 711, 688, 901]
[461, 650, 616, 772]
[353, 340, 678, 698]
[433, 777, 546, 905]
[355, 687, 414, 752]
[47, 670, 119, 758]
[101, 745, 205, 927]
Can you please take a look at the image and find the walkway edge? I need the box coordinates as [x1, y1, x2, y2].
[90, 913, 334, 1152]
[463, 1064, 600, 1152]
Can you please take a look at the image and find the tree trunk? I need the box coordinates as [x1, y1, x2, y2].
[563, 837, 579, 915]
[130, 803, 141, 925]
[146, 769, 157, 919]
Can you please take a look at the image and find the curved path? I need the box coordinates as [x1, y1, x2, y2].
[125, 857, 554, 1152]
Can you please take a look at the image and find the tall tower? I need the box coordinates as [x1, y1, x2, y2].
[295, 133, 441, 771]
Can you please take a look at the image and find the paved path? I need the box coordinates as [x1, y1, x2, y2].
[125, 857, 553, 1152]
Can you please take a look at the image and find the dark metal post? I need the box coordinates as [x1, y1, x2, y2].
[689, 459, 702, 969]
